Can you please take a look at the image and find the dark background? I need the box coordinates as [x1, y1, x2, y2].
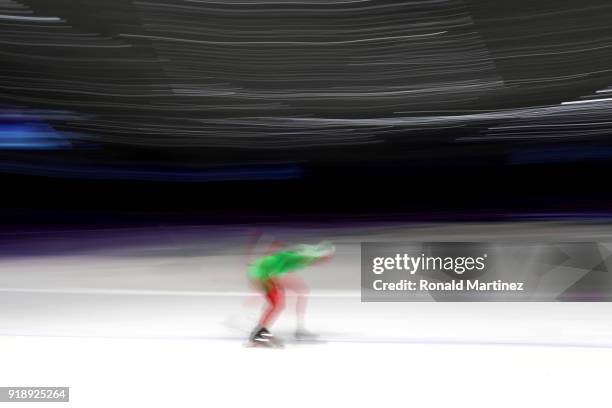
[2, 0, 612, 225]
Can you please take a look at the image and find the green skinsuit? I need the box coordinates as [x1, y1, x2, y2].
[248, 250, 319, 282]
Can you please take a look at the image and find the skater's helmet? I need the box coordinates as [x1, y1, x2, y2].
[295, 241, 335, 258]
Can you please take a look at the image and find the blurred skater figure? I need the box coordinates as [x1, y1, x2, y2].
[247, 240, 335, 348]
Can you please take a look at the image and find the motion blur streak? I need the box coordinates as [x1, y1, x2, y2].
[0, 0, 612, 160]
[0, 1, 610, 186]
[0, 162, 302, 181]
[0, 0, 608, 169]
[0, 123, 71, 149]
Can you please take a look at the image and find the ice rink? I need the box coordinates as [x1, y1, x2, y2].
[1, 222, 611, 407]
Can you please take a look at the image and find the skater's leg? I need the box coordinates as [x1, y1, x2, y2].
[259, 279, 285, 328]
[280, 274, 309, 332]
[248, 279, 285, 346]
